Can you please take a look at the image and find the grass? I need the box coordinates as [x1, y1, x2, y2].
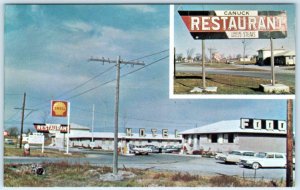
[174, 72, 295, 94]
[4, 146, 85, 158]
[4, 162, 288, 187]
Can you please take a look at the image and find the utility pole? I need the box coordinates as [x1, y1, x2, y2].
[14, 93, 36, 149]
[92, 104, 95, 143]
[174, 47, 176, 78]
[286, 99, 293, 187]
[202, 40, 206, 89]
[242, 39, 246, 66]
[208, 47, 216, 64]
[88, 56, 144, 175]
[19, 93, 26, 149]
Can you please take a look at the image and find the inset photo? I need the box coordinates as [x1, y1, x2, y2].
[172, 4, 295, 96]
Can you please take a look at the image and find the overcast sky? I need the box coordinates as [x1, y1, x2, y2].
[4, 4, 294, 134]
[174, 4, 296, 58]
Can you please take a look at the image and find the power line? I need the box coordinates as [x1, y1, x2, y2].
[56, 65, 115, 99]
[28, 49, 168, 110]
[66, 55, 168, 100]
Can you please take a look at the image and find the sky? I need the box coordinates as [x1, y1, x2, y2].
[174, 4, 296, 58]
[3, 4, 295, 134]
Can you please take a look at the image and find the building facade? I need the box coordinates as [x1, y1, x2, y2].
[180, 118, 287, 153]
[257, 48, 296, 65]
[34, 123, 182, 150]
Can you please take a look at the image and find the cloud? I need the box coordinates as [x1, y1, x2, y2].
[64, 21, 93, 32]
[119, 5, 156, 13]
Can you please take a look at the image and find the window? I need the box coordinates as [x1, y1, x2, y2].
[275, 154, 284, 158]
[211, 134, 218, 143]
[148, 140, 152, 143]
[228, 134, 234, 143]
[243, 152, 255, 156]
[267, 154, 274, 158]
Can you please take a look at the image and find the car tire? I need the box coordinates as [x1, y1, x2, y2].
[252, 162, 260, 170]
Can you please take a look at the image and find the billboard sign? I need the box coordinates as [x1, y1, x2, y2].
[178, 10, 287, 39]
[51, 100, 68, 117]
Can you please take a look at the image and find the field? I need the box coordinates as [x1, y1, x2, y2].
[4, 146, 85, 158]
[4, 162, 286, 187]
[174, 72, 295, 94]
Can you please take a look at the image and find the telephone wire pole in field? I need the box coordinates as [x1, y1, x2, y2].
[88, 56, 144, 175]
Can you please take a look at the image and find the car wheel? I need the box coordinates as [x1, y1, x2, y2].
[252, 162, 260, 170]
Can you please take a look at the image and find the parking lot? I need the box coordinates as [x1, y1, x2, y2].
[4, 152, 293, 180]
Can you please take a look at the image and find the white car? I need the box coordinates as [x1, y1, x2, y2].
[240, 152, 287, 169]
[218, 150, 256, 163]
[131, 145, 152, 155]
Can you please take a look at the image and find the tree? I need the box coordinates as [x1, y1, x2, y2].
[186, 48, 195, 61]
[26, 128, 33, 135]
[7, 127, 19, 137]
[176, 53, 183, 62]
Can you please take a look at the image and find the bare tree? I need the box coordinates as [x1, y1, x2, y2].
[186, 48, 195, 61]
[7, 127, 19, 137]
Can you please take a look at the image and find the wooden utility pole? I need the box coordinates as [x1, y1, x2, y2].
[19, 93, 26, 149]
[89, 56, 144, 175]
[202, 40, 206, 89]
[15, 93, 37, 149]
[174, 47, 176, 78]
[286, 99, 293, 187]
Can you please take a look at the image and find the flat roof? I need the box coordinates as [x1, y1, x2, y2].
[69, 132, 181, 140]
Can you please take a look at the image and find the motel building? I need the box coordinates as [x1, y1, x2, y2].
[180, 118, 287, 153]
[34, 123, 182, 150]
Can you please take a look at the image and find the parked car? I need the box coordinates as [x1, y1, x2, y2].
[219, 150, 256, 163]
[4, 139, 14, 145]
[240, 152, 287, 169]
[162, 145, 181, 153]
[131, 145, 152, 155]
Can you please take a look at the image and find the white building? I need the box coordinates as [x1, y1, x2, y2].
[50, 123, 182, 150]
[180, 118, 287, 153]
[257, 48, 296, 65]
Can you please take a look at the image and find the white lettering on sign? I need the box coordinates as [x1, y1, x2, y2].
[266, 120, 274, 130]
[253, 119, 262, 130]
[139, 128, 146, 137]
[241, 118, 249, 129]
[240, 118, 286, 132]
[191, 17, 200, 30]
[162, 129, 168, 138]
[278, 121, 287, 131]
[151, 128, 157, 137]
[126, 128, 132, 136]
[189, 16, 285, 32]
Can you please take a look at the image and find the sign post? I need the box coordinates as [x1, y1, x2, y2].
[66, 102, 70, 154]
[51, 100, 70, 154]
[28, 133, 45, 153]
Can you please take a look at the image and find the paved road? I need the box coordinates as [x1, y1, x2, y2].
[4, 153, 294, 180]
[176, 64, 295, 86]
